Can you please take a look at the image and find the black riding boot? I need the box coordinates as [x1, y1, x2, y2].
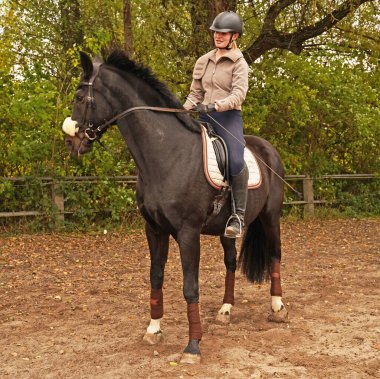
[224, 164, 249, 238]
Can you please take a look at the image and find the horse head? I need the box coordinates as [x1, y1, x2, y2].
[63, 52, 114, 156]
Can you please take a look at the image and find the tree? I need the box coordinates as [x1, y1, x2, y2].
[143, 1, 377, 65]
[242, 0, 374, 62]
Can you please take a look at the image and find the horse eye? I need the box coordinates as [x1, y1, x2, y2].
[75, 95, 84, 102]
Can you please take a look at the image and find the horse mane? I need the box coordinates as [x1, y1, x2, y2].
[104, 50, 199, 133]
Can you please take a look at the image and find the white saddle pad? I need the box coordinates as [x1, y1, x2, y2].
[201, 126, 262, 190]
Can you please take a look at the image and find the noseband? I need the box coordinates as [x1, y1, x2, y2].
[79, 63, 196, 143]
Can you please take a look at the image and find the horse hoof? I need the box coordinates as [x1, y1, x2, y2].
[180, 353, 201, 364]
[216, 304, 232, 324]
[143, 331, 163, 345]
[268, 307, 289, 323]
[216, 312, 231, 324]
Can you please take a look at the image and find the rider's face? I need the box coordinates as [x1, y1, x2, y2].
[213, 31, 238, 49]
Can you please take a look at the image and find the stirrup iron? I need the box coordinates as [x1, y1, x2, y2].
[224, 213, 243, 238]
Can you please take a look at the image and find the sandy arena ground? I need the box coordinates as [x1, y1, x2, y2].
[1, 219, 379, 378]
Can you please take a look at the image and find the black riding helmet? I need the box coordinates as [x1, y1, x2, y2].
[210, 11, 243, 36]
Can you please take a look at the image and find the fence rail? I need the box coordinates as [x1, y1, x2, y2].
[0, 174, 377, 219]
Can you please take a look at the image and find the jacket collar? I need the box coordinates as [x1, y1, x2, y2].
[206, 48, 243, 63]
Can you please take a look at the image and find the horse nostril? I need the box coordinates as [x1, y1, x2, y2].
[65, 138, 73, 148]
[83, 139, 92, 147]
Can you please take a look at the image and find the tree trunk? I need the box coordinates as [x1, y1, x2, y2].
[59, 0, 83, 54]
[123, 0, 134, 57]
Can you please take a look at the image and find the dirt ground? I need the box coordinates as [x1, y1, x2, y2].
[1, 219, 379, 379]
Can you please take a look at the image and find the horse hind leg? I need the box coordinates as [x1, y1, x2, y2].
[260, 214, 289, 323]
[239, 213, 288, 322]
[143, 223, 169, 345]
[267, 257, 288, 322]
[216, 236, 237, 324]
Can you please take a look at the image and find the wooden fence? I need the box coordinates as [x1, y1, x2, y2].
[0, 174, 376, 219]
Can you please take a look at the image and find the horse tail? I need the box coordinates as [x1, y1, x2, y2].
[238, 216, 271, 283]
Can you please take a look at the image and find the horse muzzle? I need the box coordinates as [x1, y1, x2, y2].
[62, 117, 93, 157]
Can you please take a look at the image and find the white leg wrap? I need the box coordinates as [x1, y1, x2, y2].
[146, 318, 162, 334]
[271, 296, 284, 312]
[218, 303, 233, 315]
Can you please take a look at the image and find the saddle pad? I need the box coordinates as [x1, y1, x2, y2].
[201, 126, 262, 190]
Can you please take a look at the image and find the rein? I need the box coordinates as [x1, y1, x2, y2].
[84, 106, 197, 141]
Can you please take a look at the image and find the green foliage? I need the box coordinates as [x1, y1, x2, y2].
[0, 72, 57, 176]
[316, 178, 380, 216]
[0, 0, 379, 230]
[0, 177, 140, 232]
[244, 52, 380, 176]
[61, 179, 137, 224]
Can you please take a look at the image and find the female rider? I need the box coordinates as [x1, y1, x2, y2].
[183, 11, 249, 238]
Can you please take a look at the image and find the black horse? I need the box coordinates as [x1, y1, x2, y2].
[63, 51, 288, 364]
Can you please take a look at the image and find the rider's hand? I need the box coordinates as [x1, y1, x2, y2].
[195, 103, 216, 114]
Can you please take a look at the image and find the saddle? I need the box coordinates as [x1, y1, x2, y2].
[200, 124, 262, 190]
[203, 123, 229, 183]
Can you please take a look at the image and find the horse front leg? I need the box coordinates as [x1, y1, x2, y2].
[216, 236, 237, 324]
[143, 223, 169, 345]
[177, 227, 202, 364]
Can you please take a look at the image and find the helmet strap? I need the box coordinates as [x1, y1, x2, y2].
[219, 34, 234, 50]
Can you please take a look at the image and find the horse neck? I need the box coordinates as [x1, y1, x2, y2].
[110, 72, 198, 179]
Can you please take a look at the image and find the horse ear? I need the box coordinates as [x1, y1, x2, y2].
[79, 51, 93, 80]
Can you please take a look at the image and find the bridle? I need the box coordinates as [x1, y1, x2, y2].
[79, 61, 101, 141]
[79, 62, 196, 143]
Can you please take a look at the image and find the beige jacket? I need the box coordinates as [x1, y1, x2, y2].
[183, 48, 249, 112]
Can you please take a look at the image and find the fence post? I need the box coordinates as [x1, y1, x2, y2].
[303, 175, 314, 217]
[51, 182, 65, 221]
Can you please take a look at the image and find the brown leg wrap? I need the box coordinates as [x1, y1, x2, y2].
[270, 260, 282, 296]
[187, 303, 202, 341]
[223, 271, 235, 305]
[150, 288, 163, 319]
